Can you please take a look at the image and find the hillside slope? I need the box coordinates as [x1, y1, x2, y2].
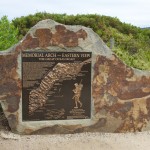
[2, 12, 150, 70]
[12, 13, 150, 70]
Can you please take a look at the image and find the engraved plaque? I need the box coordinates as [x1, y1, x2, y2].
[22, 51, 92, 121]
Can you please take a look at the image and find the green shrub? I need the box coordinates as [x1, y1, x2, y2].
[0, 16, 19, 51]
[1, 13, 150, 70]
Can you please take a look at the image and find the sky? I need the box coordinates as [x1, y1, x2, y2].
[0, 0, 149, 27]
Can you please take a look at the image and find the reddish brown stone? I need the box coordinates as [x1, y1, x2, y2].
[35, 29, 52, 47]
[21, 34, 39, 49]
[93, 54, 150, 132]
[93, 55, 150, 102]
[6, 95, 20, 113]
[76, 29, 88, 40]
[0, 19, 150, 134]
[14, 26, 87, 53]
[50, 25, 87, 47]
[0, 54, 19, 97]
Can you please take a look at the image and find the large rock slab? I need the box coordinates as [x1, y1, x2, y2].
[0, 19, 150, 134]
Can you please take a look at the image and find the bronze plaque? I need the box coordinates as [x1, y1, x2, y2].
[22, 51, 92, 121]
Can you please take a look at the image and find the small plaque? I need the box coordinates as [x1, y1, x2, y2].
[22, 51, 92, 121]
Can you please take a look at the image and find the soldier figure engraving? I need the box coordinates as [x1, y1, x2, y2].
[72, 81, 83, 108]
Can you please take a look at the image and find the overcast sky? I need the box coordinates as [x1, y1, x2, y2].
[0, 0, 149, 27]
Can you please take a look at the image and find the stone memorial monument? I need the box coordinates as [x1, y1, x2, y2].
[0, 19, 150, 134]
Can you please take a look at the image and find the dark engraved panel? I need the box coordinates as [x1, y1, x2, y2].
[22, 51, 92, 121]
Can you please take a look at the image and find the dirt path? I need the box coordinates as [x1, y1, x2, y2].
[0, 131, 150, 150]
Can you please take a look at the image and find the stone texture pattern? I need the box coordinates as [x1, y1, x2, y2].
[0, 19, 150, 134]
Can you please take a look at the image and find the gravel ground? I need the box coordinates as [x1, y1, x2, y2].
[0, 130, 150, 150]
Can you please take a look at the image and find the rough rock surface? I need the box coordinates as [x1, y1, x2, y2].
[0, 19, 150, 134]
